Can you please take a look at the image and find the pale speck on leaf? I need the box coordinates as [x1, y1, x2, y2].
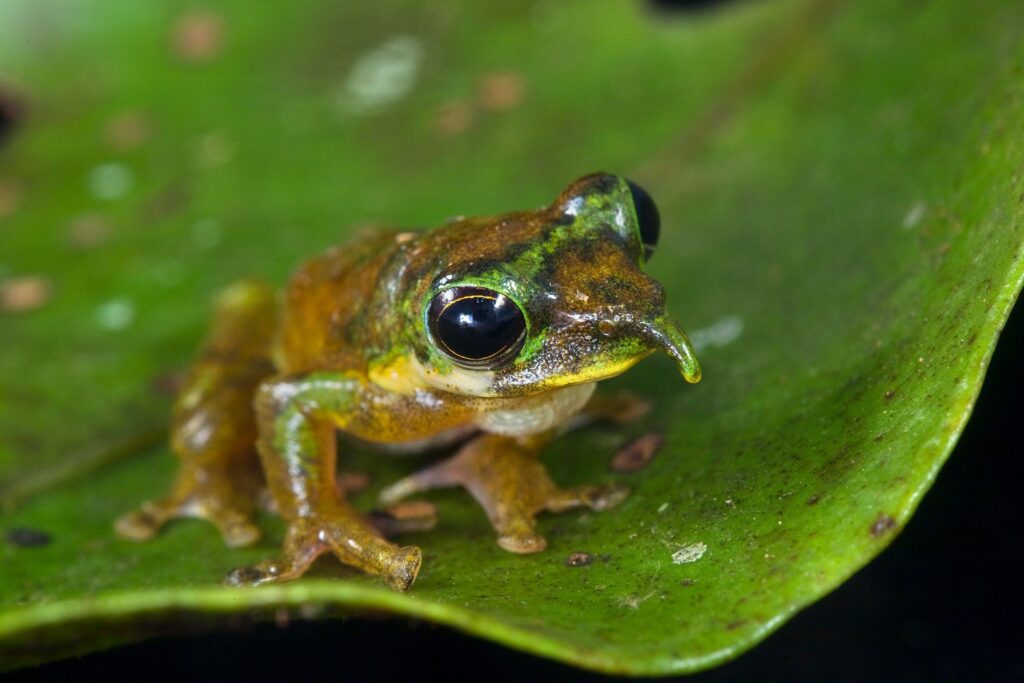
[671, 542, 708, 565]
[903, 201, 927, 229]
[95, 298, 135, 331]
[336, 36, 424, 115]
[88, 163, 134, 201]
[690, 315, 744, 353]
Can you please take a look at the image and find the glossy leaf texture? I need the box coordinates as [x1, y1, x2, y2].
[1, 0, 1022, 674]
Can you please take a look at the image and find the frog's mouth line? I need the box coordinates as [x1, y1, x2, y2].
[541, 315, 701, 390]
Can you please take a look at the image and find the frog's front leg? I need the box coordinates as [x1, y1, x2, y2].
[379, 433, 627, 553]
[226, 372, 421, 590]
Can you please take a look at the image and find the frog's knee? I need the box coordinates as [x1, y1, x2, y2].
[213, 278, 277, 315]
[113, 507, 162, 541]
[219, 519, 261, 548]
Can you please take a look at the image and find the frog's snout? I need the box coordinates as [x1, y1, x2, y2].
[638, 315, 702, 383]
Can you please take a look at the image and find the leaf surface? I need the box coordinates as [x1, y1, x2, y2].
[0, 0, 1022, 674]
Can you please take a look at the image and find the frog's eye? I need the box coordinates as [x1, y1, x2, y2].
[627, 179, 660, 262]
[428, 286, 526, 368]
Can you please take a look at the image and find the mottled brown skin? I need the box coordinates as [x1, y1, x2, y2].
[116, 174, 700, 590]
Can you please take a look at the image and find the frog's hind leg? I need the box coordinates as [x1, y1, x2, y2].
[115, 280, 278, 548]
[379, 433, 628, 554]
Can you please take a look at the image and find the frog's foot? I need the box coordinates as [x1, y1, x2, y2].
[115, 465, 262, 549]
[224, 502, 422, 591]
[379, 433, 629, 554]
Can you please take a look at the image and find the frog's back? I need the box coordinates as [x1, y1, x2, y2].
[280, 229, 401, 374]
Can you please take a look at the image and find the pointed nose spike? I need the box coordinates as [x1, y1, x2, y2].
[647, 316, 702, 384]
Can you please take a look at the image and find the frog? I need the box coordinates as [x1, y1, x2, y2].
[115, 173, 701, 591]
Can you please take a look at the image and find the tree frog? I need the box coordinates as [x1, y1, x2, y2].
[115, 173, 701, 591]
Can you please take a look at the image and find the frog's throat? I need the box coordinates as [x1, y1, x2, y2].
[640, 315, 702, 383]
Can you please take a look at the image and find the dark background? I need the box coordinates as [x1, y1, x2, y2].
[14, 279, 1023, 683]
[9, 1, 1023, 680]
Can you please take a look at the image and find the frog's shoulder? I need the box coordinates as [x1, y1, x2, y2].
[279, 228, 406, 373]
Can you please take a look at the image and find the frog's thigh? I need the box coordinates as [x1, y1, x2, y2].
[379, 433, 628, 554]
[227, 372, 421, 591]
[115, 280, 277, 549]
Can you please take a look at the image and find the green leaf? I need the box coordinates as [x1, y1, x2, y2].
[1, 0, 1022, 674]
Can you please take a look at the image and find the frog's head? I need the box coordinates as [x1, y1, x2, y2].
[406, 173, 701, 398]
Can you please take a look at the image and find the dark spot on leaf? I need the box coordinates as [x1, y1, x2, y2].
[610, 432, 665, 473]
[873, 433, 885, 443]
[145, 185, 189, 220]
[726, 619, 747, 631]
[477, 71, 526, 111]
[67, 213, 113, 249]
[172, 10, 226, 63]
[0, 88, 25, 148]
[106, 110, 152, 151]
[566, 551, 593, 567]
[806, 494, 821, 506]
[680, 579, 696, 587]
[7, 527, 52, 548]
[869, 514, 897, 537]
[0, 276, 53, 313]
[650, 0, 739, 13]
[884, 389, 896, 400]
[433, 99, 474, 137]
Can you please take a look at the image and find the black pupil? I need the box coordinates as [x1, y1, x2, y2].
[626, 179, 660, 261]
[430, 288, 525, 364]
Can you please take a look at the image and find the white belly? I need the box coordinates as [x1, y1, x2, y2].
[475, 383, 597, 437]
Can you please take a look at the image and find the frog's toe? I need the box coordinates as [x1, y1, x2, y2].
[226, 512, 423, 590]
[218, 518, 262, 548]
[115, 493, 262, 548]
[583, 482, 630, 511]
[497, 531, 547, 554]
[224, 560, 288, 587]
[546, 483, 630, 513]
[382, 545, 423, 591]
[113, 503, 168, 541]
